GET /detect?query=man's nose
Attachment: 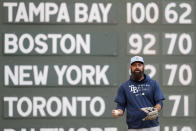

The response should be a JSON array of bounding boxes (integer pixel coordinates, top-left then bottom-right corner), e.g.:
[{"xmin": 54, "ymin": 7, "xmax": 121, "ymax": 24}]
[{"xmin": 135, "ymin": 65, "xmax": 140, "ymax": 68}]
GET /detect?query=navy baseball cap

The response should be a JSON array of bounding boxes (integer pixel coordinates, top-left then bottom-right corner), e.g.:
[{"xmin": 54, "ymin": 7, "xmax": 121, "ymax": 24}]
[{"xmin": 130, "ymin": 56, "xmax": 144, "ymax": 65}]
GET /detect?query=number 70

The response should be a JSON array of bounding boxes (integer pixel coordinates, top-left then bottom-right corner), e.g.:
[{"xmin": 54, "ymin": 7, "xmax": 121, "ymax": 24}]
[
  {"xmin": 165, "ymin": 33, "xmax": 192, "ymax": 55},
  {"xmin": 165, "ymin": 64, "xmax": 192, "ymax": 86}
]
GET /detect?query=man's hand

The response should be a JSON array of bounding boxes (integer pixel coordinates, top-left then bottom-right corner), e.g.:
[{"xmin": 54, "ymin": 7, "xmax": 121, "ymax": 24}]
[
  {"xmin": 155, "ymin": 104, "xmax": 162, "ymax": 112},
  {"xmin": 112, "ymin": 109, "xmax": 123, "ymax": 118}
]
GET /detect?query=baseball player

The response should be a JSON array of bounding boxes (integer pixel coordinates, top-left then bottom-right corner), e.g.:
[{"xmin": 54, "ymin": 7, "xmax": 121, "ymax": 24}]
[{"xmin": 112, "ymin": 56, "xmax": 165, "ymax": 131}]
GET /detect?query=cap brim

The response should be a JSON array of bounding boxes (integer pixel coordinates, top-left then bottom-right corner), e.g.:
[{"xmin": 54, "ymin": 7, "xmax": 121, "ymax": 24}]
[{"xmin": 131, "ymin": 61, "xmax": 144, "ymax": 65}]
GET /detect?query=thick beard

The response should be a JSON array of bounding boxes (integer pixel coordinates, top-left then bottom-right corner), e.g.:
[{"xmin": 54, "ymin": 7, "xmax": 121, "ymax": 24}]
[{"xmin": 131, "ymin": 70, "xmax": 144, "ymax": 81}]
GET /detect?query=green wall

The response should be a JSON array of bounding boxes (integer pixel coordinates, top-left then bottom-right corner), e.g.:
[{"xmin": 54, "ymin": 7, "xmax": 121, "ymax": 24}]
[{"xmin": 0, "ymin": 0, "xmax": 195, "ymax": 131}]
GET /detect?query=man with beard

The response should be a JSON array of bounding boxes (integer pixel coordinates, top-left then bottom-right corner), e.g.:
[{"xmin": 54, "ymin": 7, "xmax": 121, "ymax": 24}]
[{"xmin": 112, "ymin": 56, "xmax": 165, "ymax": 131}]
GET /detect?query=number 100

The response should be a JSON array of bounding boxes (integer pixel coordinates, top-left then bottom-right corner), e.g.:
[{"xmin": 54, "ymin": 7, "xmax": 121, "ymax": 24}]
[{"xmin": 127, "ymin": 2, "xmax": 159, "ymax": 24}]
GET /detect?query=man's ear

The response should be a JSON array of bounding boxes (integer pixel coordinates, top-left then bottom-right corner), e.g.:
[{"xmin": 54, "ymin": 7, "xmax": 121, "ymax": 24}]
[
  {"xmin": 129, "ymin": 65, "xmax": 132, "ymax": 75},
  {"xmin": 129, "ymin": 65, "xmax": 132, "ymax": 71}
]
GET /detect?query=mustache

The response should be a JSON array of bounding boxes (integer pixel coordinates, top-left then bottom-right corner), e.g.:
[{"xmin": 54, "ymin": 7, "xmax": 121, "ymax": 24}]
[{"xmin": 134, "ymin": 69, "xmax": 141, "ymax": 72}]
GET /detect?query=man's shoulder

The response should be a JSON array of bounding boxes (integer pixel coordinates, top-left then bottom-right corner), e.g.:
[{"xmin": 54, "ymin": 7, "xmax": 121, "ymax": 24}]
[
  {"xmin": 149, "ymin": 79, "xmax": 158, "ymax": 86},
  {"xmin": 149, "ymin": 79, "xmax": 157, "ymax": 83},
  {"xmin": 147, "ymin": 78, "xmax": 160, "ymax": 89},
  {"xmin": 145, "ymin": 74, "xmax": 157, "ymax": 82},
  {"xmin": 145, "ymin": 75, "xmax": 160, "ymax": 87}
]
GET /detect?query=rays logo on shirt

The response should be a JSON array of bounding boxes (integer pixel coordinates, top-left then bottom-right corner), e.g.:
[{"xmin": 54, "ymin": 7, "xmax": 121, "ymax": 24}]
[
  {"xmin": 129, "ymin": 85, "xmax": 139, "ymax": 93},
  {"xmin": 129, "ymin": 84, "xmax": 150, "ymax": 96}
]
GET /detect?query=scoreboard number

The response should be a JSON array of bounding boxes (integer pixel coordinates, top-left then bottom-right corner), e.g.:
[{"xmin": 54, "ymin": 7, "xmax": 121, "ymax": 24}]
[
  {"xmin": 164, "ymin": 2, "xmax": 192, "ymax": 24},
  {"xmin": 145, "ymin": 64, "xmax": 156, "ymax": 78},
  {"xmin": 128, "ymin": 33, "xmax": 157, "ymax": 55},
  {"xmin": 165, "ymin": 33, "xmax": 192, "ymax": 55},
  {"xmin": 169, "ymin": 95, "xmax": 189, "ymax": 116},
  {"xmin": 127, "ymin": 2, "xmax": 159, "ymax": 24},
  {"xmin": 164, "ymin": 126, "xmax": 193, "ymax": 131},
  {"xmin": 164, "ymin": 64, "xmax": 192, "ymax": 86},
  {"xmin": 163, "ymin": 94, "xmax": 195, "ymax": 117}
]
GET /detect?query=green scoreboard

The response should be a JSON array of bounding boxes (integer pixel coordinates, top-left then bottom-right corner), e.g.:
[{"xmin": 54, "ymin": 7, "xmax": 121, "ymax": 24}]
[{"xmin": 0, "ymin": 0, "xmax": 195, "ymax": 131}]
